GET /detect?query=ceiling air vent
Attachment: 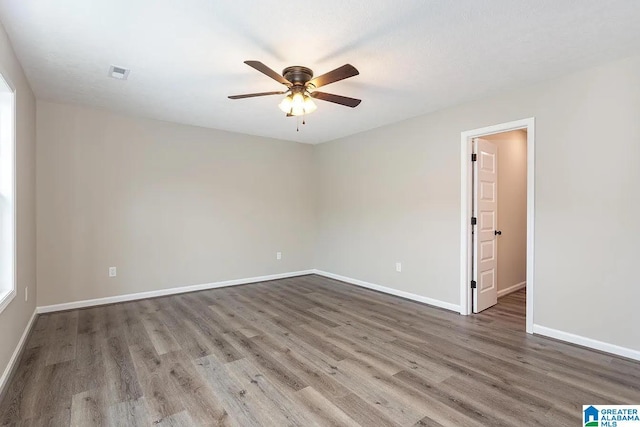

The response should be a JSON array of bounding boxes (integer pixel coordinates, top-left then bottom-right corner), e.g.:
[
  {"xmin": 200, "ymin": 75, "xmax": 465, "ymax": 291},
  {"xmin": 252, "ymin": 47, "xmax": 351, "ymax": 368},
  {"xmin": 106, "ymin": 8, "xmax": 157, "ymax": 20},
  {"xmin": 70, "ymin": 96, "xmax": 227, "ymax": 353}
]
[{"xmin": 108, "ymin": 65, "xmax": 130, "ymax": 80}]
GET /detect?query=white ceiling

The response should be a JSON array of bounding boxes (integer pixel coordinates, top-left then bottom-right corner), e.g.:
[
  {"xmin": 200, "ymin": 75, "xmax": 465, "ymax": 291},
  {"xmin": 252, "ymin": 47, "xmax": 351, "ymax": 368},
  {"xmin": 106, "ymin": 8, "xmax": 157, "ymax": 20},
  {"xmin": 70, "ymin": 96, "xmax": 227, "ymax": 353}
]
[{"xmin": 1, "ymin": 1, "xmax": 640, "ymax": 144}]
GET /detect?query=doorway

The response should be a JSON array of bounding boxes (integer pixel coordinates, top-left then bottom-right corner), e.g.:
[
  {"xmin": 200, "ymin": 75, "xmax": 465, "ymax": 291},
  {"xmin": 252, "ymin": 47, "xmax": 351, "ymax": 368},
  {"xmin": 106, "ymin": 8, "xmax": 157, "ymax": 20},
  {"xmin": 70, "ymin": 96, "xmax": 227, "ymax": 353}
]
[{"xmin": 459, "ymin": 118, "xmax": 535, "ymax": 333}]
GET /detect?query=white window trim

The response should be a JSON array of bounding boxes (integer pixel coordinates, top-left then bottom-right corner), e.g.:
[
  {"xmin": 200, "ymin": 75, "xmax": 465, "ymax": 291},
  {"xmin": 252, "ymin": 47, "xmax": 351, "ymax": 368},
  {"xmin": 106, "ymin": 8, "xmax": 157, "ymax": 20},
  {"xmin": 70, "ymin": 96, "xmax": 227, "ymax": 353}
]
[
  {"xmin": 0, "ymin": 70, "xmax": 16, "ymax": 315},
  {"xmin": 0, "ymin": 288, "xmax": 16, "ymax": 313}
]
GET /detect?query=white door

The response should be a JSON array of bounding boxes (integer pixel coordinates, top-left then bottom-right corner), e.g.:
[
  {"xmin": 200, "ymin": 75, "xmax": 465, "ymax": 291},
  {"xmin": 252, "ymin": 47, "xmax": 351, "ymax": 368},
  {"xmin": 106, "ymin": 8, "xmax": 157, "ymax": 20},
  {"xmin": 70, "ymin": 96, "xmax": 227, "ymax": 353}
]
[{"xmin": 473, "ymin": 138, "xmax": 498, "ymax": 313}]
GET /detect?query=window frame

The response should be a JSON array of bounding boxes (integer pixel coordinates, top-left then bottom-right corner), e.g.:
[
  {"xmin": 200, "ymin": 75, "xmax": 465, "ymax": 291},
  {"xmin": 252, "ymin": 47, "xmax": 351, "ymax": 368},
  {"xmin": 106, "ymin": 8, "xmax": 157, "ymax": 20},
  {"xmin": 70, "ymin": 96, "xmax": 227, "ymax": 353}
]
[{"xmin": 0, "ymin": 70, "xmax": 16, "ymax": 315}]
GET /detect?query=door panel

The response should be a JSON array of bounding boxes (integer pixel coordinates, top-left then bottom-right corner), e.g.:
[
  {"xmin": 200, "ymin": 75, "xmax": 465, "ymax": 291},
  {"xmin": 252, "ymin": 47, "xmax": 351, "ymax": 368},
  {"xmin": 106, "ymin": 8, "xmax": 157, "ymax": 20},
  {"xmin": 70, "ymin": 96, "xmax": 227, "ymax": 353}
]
[
  {"xmin": 480, "ymin": 241, "xmax": 494, "ymax": 261},
  {"xmin": 473, "ymin": 138, "xmax": 498, "ymax": 313}
]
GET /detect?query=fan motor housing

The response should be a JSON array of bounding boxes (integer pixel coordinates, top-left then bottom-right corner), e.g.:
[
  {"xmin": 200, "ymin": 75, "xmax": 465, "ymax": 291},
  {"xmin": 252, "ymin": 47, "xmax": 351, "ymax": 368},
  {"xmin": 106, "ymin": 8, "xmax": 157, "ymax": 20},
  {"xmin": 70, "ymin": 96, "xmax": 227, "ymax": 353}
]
[{"xmin": 283, "ymin": 66, "xmax": 313, "ymax": 86}]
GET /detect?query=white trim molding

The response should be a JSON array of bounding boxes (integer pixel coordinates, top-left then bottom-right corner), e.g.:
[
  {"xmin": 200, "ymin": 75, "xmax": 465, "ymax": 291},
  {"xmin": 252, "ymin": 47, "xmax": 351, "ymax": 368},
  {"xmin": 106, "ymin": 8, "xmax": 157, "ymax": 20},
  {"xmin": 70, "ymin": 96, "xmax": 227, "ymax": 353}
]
[
  {"xmin": 533, "ymin": 324, "xmax": 640, "ymax": 362},
  {"xmin": 0, "ymin": 308, "xmax": 37, "ymax": 399},
  {"xmin": 37, "ymin": 270, "xmax": 315, "ymax": 314},
  {"xmin": 313, "ymin": 270, "xmax": 460, "ymax": 313},
  {"xmin": 0, "ymin": 289, "xmax": 16, "ymax": 314},
  {"xmin": 460, "ymin": 117, "xmax": 535, "ymax": 334},
  {"xmin": 497, "ymin": 281, "xmax": 526, "ymax": 298},
  {"xmin": 0, "ymin": 72, "xmax": 17, "ymax": 316}
]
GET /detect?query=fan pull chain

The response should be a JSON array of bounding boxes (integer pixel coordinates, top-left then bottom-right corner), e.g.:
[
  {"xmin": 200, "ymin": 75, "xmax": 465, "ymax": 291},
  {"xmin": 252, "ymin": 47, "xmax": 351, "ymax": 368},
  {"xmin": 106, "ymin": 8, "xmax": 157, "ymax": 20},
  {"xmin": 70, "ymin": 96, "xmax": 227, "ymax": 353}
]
[{"xmin": 295, "ymin": 113, "xmax": 307, "ymax": 132}]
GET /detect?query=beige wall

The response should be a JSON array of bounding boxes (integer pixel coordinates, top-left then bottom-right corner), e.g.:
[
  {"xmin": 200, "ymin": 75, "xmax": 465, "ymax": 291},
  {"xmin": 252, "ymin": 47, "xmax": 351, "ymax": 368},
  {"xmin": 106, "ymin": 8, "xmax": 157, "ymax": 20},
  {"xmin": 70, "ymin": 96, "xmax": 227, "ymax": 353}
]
[
  {"xmin": 315, "ymin": 55, "xmax": 640, "ymax": 352},
  {"xmin": 484, "ymin": 130, "xmax": 527, "ymax": 294},
  {"xmin": 0, "ymin": 24, "xmax": 37, "ymax": 387},
  {"xmin": 36, "ymin": 101, "xmax": 315, "ymax": 306}
]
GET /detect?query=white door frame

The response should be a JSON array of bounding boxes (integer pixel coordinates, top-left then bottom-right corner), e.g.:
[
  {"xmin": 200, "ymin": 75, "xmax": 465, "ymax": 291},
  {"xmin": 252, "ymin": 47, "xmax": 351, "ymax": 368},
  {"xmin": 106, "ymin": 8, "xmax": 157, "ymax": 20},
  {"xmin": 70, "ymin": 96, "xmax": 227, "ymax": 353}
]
[{"xmin": 459, "ymin": 118, "xmax": 535, "ymax": 334}]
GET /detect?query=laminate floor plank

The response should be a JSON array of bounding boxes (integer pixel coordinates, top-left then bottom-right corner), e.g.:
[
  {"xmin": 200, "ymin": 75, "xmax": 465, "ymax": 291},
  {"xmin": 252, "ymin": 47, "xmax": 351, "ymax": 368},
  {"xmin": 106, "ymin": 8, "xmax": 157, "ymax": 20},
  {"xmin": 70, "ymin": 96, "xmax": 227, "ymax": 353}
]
[
  {"xmin": 152, "ymin": 410, "xmax": 197, "ymax": 427},
  {"xmin": 103, "ymin": 304, "xmax": 127, "ymax": 339},
  {"xmin": 328, "ymin": 358, "xmax": 426, "ymax": 426},
  {"xmin": 19, "ymin": 408, "xmax": 71, "ymax": 427},
  {"xmin": 30, "ymin": 359, "xmax": 76, "ymax": 420},
  {"xmin": 332, "ymin": 393, "xmax": 402, "ymax": 427},
  {"xmin": 74, "ymin": 330, "xmax": 107, "ymax": 394},
  {"xmin": 153, "ymin": 298, "xmax": 214, "ymax": 359},
  {"xmin": 251, "ymin": 334, "xmax": 352, "ymax": 399},
  {"xmin": 104, "ymin": 397, "xmax": 150, "ymax": 426},
  {"xmin": 24, "ymin": 314, "xmax": 55, "ymax": 350},
  {"xmin": 392, "ymin": 369, "xmax": 515, "ymax": 427},
  {"xmin": 207, "ymin": 298, "xmax": 264, "ymax": 335},
  {"xmin": 44, "ymin": 311, "xmax": 79, "ymax": 366},
  {"xmin": 70, "ymin": 387, "xmax": 108, "ymax": 427},
  {"xmin": 206, "ymin": 297, "xmax": 265, "ymax": 339},
  {"xmin": 300, "ymin": 322, "xmax": 405, "ymax": 376},
  {"xmin": 171, "ymin": 295, "xmax": 245, "ymax": 363},
  {"xmin": 268, "ymin": 293, "xmax": 341, "ymax": 327},
  {"xmin": 77, "ymin": 308, "xmax": 100, "ymax": 336},
  {"xmin": 138, "ymin": 308, "xmax": 181, "ymax": 356},
  {"xmin": 222, "ymin": 331, "xmax": 308, "ymax": 393},
  {"xmin": 249, "ymin": 319, "xmax": 345, "ymax": 378},
  {"xmin": 224, "ymin": 357, "xmax": 318, "ymax": 427},
  {"xmin": 347, "ymin": 356, "xmax": 501, "ymax": 427},
  {"xmin": 128, "ymin": 345, "xmax": 185, "ymax": 423},
  {"xmin": 101, "ymin": 335, "xmax": 143, "ymax": 404},
  {"xmin": 441, "ymin": 373, "xmax": 552, "ymax": 427},
  {"xmin": 231, "ymin": 291, "xmax": 283, "ymax": 319},
  {"xmin": 162, "ymin": 352, "xmax": 230, "ymax": 426},
  {"xmin": 194, "ymin": 355, "xmax": 262, "ymax": 427},
  {"xmin": 308, "ymin": 305, "xmax": 400, "ymax": 344},
  {"xmin": 271, "ymin": 321, "xmax": 351, "ymax": 362},
  {"xmin": 293, "ymin": 386, "xmax": 359, "ymax": 427},
  {"xmin": 2, "ymin": 276, "xmax": 639, "ymax": 427},
  {"xmin": 331, "ymin": 324, "xmax": 454, "ymax": 382},
  {"xmin": 0, "ymin": 346, "xmax": 46, "ymax": 425}
]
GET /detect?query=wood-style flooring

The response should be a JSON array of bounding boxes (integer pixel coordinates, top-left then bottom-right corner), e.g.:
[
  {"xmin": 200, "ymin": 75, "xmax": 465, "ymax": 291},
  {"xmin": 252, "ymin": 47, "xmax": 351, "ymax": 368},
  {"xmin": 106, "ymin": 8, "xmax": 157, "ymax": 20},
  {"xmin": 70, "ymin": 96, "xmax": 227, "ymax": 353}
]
[{"xmin": 1, "ymin": 275, "xmax": 638, "ymax": 426}]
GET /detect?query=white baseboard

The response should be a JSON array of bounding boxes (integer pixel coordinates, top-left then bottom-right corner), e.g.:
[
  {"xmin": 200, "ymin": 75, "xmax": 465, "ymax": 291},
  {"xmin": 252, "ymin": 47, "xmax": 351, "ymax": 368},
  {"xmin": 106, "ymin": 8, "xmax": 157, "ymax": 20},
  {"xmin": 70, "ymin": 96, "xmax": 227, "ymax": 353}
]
[
  {"xmin": 0, "ymin": 308, "xmax": 37, "ymax": 399},
  {"xmin": 498, "ymin": 281, "xmax": 526, "ymax": 298},
  {"xmin": 313, "ymin": 270, "xmax": 460, "ymax": 312},
  {"xmin": 533, "ymin": 324, "xmax": 640, "ymax": 362},
  {"xmin": 37, "ymin": 270, "xmax": 315, "ymax": 314}
]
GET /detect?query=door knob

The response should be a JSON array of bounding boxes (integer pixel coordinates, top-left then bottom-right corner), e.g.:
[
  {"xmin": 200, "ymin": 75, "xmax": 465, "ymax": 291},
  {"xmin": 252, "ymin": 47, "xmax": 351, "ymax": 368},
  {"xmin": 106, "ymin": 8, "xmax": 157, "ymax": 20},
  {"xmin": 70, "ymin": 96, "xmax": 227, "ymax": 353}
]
[{"xmin": 494, "ymin": 230, "xmax": 502, "ymax": 236}]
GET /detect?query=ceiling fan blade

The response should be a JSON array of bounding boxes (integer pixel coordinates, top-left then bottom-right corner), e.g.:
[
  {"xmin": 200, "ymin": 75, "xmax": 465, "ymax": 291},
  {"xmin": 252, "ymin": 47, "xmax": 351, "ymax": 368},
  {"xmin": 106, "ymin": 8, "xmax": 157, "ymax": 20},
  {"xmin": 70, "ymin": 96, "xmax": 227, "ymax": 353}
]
[
  {"xmin": 244, "ymin": 61, "xmax": 292, "ymax": 86},
  {"xmin": 310, "ymin": 91, "xmax": 361, "ymax": 108},
  {"xmin": 228, "ymin": 91, "xmax": 287, "ymax": 99},
  {"xmin": 308, "ymin": 64, "xmax": 359, "ymax": 89}
]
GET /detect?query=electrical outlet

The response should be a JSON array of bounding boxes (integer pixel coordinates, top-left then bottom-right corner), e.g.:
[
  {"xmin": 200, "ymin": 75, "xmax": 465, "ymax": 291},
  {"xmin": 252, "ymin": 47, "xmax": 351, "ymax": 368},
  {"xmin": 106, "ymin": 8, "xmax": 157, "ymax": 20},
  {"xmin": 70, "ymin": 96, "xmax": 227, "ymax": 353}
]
[
  {"xmin": 25, "ymin": 286, "xmax": 28, "ymax": 302},
  {"xmin": 109, "ymin": 267, "xmax": 117, "ymax": 277},
  {"xmin": 276, "ymin": 252, "xmax": 282, "ymax": 260},
  {"xmin": 395, "ymin": 262, "xmax": 402, "ymax": 272}
]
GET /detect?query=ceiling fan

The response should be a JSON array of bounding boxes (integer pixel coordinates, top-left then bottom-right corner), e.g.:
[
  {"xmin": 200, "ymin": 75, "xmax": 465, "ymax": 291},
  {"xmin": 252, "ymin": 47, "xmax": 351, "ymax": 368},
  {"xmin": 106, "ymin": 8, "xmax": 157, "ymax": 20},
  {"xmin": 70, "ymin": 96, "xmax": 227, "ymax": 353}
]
[{"xmin": 228, "ymin": 61, "xmax": 361, "ymax": 118}]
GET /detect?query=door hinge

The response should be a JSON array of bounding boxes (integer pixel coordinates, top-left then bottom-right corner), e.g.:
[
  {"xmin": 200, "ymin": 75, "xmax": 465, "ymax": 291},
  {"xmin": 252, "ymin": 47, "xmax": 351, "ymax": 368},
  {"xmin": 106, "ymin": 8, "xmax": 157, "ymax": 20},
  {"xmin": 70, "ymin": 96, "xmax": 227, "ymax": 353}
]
[
  {"xmin": 471, "ymin": 280, "xmax": 477, "ymax": 289},
  {"xmin": 471, "ymin": 217, "xmax": 477, "ymax": 225},
  {"xmin": 471, "ymin": 153, "xmax": 477, "ymax": 162}
]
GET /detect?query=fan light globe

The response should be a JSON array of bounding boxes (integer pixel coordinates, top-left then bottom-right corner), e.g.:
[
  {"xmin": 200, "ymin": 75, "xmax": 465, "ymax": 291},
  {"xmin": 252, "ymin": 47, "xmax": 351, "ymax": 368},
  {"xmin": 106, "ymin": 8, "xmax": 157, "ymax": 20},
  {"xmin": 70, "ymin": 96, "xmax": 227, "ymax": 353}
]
[
  {"xmin": 303, "ymin": 96, "xmax": 317, "ymax": 114},
  {"xmin": 290, "ymin": 92, "xmax": 305, "ymax": 115},
  {"xmin": 278, "ymin": 94, "xmax": 293, "ymax": 113},
  {"xmin": 279, "ymin": 92, "xmax": 317, "ymax": 116}
]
